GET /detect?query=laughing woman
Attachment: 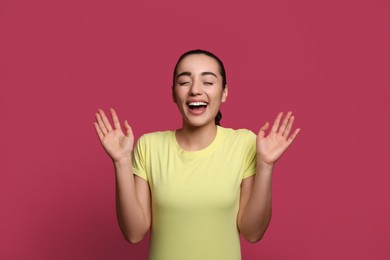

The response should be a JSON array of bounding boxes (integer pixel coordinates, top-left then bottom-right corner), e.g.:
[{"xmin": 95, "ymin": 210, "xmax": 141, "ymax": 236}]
[{"xmin": 93, "ymin": 49, "xmax": 301, "ymax": 260}]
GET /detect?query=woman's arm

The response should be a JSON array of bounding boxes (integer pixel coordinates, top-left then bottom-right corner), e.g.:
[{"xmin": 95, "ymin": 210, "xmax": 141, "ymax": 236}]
[
  {"xmin": 237, "ymin": 111, "xmax": 300, "ymax": 242},
  {"xmin": 93, "ymin": 108, "xmax": 151, "ymax": 244},
  {"xmin": 114, "ymin": 159, "xmax": 151, "ymax": 244},
  {"xmin": 237, "ymin": 162, "xmax": 273, "ymax": 243}
]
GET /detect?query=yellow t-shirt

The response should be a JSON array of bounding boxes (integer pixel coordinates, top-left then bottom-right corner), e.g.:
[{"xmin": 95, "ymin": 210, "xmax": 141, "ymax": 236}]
[{"xmin": 132, "ymin": 126, "xmax": 257, "ymax": 260}]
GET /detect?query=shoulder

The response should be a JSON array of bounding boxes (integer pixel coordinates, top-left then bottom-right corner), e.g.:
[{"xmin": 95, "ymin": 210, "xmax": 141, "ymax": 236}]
[
  {"xmin": 217, "ymin": 127, "xmax": 257, "ymax": 166},
  {"xmin": 136, "ymin": 130, "xmax": 174, "ymax": 147},
  {"xmin": 218, "ymin": 126, "xmax": 256, "ymax": 141},
  {"xmin": 140, "ymin": 130, "xmax": 173, "ymax": 140}
]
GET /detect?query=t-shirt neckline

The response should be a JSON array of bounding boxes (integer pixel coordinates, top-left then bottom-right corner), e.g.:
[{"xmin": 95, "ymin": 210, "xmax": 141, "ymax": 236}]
[{"xmin": 172, "ymin": 126, "xmax": 223, "ymax": 159}]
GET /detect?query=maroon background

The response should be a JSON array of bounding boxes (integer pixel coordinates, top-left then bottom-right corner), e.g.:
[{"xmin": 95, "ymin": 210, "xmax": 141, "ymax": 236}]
[{"xmin": 1, "ymin": 0, "xmax": 389, "ymax": 259}]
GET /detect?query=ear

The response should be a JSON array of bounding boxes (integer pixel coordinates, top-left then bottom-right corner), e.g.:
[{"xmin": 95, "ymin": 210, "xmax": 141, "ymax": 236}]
[
  {"xmin": 172, "ymin": 86, "xmax": 177, "ymax": 103},
  {"xmin": 221, "ymin": 85, "xmax": 228, "ymax": 103}
]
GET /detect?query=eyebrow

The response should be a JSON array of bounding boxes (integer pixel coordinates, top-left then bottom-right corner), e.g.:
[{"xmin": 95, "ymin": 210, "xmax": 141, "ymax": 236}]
[{"xmin": 176, "ymin": 71, "xmax": 218, "ymax": 79}]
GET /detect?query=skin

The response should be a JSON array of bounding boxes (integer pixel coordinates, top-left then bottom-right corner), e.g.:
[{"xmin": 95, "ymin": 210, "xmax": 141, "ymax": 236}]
[
  {"xmin": 93, "ymin": 54, "xmax": 301, "ymax": 244},
  {"xmin": 237, "ymin": 111, "xmax": 300, "ymax": 242},
  {"xmin": 172, "ymin": 54, "xmax": 228, "ymax": 151},
  {"xmin": 94, "ymin": 108, "xmax": 150, "ymax": 243}
]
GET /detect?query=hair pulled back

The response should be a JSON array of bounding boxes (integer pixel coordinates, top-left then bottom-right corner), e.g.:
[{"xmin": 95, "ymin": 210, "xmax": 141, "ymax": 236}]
[{"xmin": 172, "ymin": 49, "xmax": 227, "ymax": 126}]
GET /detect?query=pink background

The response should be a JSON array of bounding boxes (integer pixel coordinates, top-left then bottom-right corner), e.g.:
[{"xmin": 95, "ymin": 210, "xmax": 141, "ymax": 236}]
[{"xmin": 1, "ymin": 0, "xmax": 389, "ymax": 259}]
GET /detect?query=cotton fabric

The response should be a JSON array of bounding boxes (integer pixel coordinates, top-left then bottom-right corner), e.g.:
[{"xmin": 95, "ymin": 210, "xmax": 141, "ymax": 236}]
[{"xmin": 132, "ymin": 126, "xmax": 257, "ymax": 260}]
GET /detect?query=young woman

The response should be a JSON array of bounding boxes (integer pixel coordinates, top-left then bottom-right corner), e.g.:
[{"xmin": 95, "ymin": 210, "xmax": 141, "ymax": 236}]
[{"xmin": 93, "ymin": 49, "xmax": 301, "ymax": 260}]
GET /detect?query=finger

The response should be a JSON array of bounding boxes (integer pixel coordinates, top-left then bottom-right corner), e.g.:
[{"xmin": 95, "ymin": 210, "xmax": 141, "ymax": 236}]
[
  {"xmin": 287, "ymin": 128, "xmax": 301, "ymax": 144},
  {"xmin": 282, "ymin": 115, "xmax": 294, "ymax": 137},
  {"xmin": 278, "ymin": 111, "xmax": 292, "ymax": 135},
  {"xmin": 110, "ymin": 108, "xmax": 121, "ymax": 130},
  {"xmin": 95, "ymin": 112, "xmax": 108, "ymax": 135},
  {"xmin": 93, "ymin": 122, "xmax": 104, "ymax": 141},
  {"xmin": 124, "ymin": 120, "xmax": 134, "ymax": 138},
  {"xmin": 271, "ymin": 112, "xmax": 283, "ymax": 133},
  {"xmin": 98, "ymin": 109, "xmax": 113, "ymax": 132},
  {"xmin": 258, "ymin": 122, "xmax": 269, "ymax": 139}
]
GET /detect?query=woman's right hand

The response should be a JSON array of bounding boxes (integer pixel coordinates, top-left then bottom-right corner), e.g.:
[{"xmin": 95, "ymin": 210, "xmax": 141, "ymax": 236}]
[{"xmin": 93, "ymin": 108, "xmax": 134, "ymax": 163}]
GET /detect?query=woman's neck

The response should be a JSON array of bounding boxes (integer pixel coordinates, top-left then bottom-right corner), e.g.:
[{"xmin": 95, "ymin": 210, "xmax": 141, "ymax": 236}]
[{"xmin": 175, "ymin": 123, "xmax": 218, "ymax": 151}]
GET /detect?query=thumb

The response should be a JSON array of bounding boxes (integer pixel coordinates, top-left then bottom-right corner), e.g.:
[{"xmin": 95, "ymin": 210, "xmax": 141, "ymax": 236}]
[
  {"xmin": 124, "ymin": 120, "xmax": 133, "ymax": 137},
  {"xmin": 258, "ymin": 122, "xmax": 269, "ymax": 139}
]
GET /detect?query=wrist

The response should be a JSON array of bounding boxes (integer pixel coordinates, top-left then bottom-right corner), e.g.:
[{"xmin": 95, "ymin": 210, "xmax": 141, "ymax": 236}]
[
  {"xmin": 256, "ymin": 158, "xmax": 275, "ymax": 170},
  {"xmin": 113, "ymin": 157, "xmax": 132, "ymax": 168}
]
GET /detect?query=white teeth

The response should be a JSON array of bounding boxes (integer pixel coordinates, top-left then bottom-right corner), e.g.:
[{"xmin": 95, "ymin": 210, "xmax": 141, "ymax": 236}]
[{"xmin": 188, "ymin": 102, "xmax": 207, "ymax": 106}]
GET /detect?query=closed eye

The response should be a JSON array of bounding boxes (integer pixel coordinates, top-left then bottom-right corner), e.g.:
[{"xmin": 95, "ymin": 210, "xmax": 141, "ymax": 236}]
[
  {"xmin": 179, "ymin": 82, "xmax": 190, "ymax": 86},
  {"xmin": 204, "ymin": 82, "xmax": 213, "ymax": 85}
]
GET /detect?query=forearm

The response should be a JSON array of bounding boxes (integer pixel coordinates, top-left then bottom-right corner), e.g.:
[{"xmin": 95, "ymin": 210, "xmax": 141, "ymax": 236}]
[
  {"xmin": 239, "ymin": 160, "xmax": 274, "ymax": 242},
  {"xmin": 114, "ymin": 159, "xmax": 148, "ymax": 243}
]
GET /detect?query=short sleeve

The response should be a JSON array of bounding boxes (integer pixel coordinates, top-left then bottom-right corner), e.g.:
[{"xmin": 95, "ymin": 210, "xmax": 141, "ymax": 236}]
[
  {"xmin": 242, "ymin": 130, "xmax": 257, "ymax": 179},
  {"xmin": 132, "ymin": 135, "xmax": 148, "ymax": 181}
]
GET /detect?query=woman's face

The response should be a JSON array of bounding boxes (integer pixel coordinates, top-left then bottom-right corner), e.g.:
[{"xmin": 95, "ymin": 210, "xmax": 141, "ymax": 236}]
[{"xmin": 173, "ymin": 54, "xmax": 228, "ymax": 128}]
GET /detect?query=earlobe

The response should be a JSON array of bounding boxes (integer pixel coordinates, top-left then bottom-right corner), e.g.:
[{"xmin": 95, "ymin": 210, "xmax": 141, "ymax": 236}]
[{"xmin": 221, "ymin": 85, "xmax": 228, "ymax": 103}]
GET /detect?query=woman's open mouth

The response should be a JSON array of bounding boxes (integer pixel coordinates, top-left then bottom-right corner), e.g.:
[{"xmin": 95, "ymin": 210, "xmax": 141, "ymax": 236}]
[{"xmin": 187, "ymin": 101, "xmax": 208, "ymax": 114}]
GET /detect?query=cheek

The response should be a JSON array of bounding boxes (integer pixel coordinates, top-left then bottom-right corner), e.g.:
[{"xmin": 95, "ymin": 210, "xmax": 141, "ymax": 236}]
[
  {"xmin": 172, "ymin": 89, "xmax": 187, "ymax": 107},
  {"xmin": 173, "ymin": 87, "xmax": 187, "ymax": 100},
  {"xmin": 172, "ymin": 87, "xmax": 181, "ymax": 101},
  {"xmin": 210, "ymin": 88, "xmax": 224, "ymax": 100}
]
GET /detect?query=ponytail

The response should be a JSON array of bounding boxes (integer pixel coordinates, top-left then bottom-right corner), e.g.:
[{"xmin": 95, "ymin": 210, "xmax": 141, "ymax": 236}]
[{"xmin": 215, "ymin": 110, "xmax": 222, "ymax": 126}]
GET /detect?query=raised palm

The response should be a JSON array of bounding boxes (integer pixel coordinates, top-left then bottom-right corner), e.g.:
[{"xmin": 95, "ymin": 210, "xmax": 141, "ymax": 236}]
[
  {"xmin": 257, "ymin": 111, "xmax": 301, "ymax": 166},
  {"xmin": 93, "ymin": 108, "xmax": 134, "ymax": 163}
]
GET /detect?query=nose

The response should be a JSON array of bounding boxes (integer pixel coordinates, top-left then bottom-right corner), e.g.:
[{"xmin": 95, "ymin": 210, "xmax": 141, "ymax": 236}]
[{"xmin": 189, "ymin": 79, "xmax": 203, "ymax": 96}]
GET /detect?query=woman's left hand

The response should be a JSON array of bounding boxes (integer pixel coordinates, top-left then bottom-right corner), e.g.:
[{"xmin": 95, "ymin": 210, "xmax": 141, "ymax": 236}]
[{"xmin": 256, "ymin": 111, "xmax": 301, "ymax": 166}]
